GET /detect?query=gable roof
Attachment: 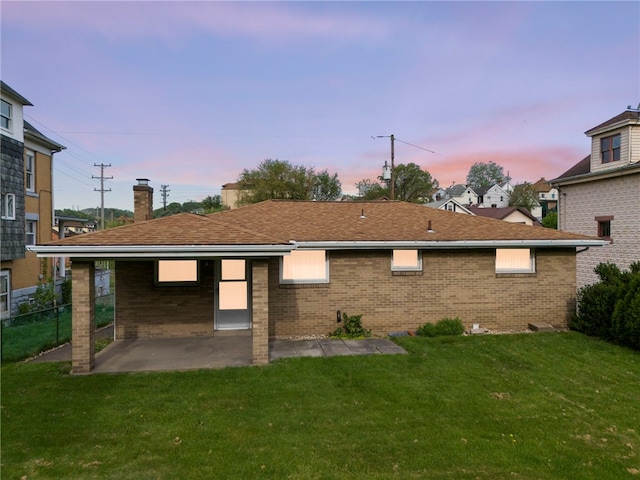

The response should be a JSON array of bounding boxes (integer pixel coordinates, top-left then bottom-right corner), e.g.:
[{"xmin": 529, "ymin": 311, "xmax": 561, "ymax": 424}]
[
  {"xmin": 531, "ymin": 178, "xmax": 552, "ymax": 193},
  {"xmin": 468, "ymin": 206, "xmax": 541, "ymax": 226},
  {"xmin": 0, "ymin": 81, "xmax": 33, "ymax": 106},
  {"xmin": 24, "ymin": 120, "xmax": 66, "ymax": 152},
  {"xmin": 423, "ymin": 198, "xmax": 474, "ymax": 215},
  {"xmin": 30, "ymin": 200, "xmax": 605, "ymax": 258}
]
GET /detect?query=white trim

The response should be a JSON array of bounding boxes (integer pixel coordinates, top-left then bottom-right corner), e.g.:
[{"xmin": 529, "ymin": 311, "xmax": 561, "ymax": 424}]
[
  {"xmin": 0, "ymin": 270, "xmax": 10, "ymax": 318},
  {"xmin": 27, "ymin": 244, "xmax": 296, "ymax": 258},
  {"xmin": 293, "ymin": 239, "xmax": 607, "ymax": 249}
]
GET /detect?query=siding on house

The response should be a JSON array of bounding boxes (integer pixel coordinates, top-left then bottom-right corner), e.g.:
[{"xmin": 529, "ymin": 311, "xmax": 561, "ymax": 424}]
[
  {"xmin": 0, "ymin": 135, "xmax": 26, "ymax": 262},
  {"xmin": 558, "ymin": 173, "xmax": 640, "ymax": 289}
]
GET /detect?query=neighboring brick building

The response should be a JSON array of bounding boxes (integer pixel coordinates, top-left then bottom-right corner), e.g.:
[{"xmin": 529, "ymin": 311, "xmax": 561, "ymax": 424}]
[
  {"xmin": 551, "ymin": 107, "xmax": 640, "ymax": 289},
  {"xmin": 32, "ymin": 194, "xmax": 605, "ymax": 373},
  {"xmin": 1, "ymin": 81, "xmax": 64, "ymax": 317}
]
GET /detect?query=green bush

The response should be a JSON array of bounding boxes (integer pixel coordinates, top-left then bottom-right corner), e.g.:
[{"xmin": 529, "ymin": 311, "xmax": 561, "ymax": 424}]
[
  {"xmin": 418, "ymin": 317, "xmax": 465, "ymax": 337},
  {"xmin": 572, "ymin": 262, "xmax": 640, "ymax": 349},
  {"xmin": 330, "ymin": 312, "xmax": 371, "ymax": 338},
  {"xmin": 436, "ymin": 317, "xmax": 466, "ymax": 336},
  {"xmin": 611, "ymin": 275, "xmax": 640, "ymax": 349},
  {"xmin": 571, "ymin": 282, "xmax": 619, "ymax": 339},
  {"xmin": 417, "ymin": 322, "xmax": 438, "ymax": 337}
]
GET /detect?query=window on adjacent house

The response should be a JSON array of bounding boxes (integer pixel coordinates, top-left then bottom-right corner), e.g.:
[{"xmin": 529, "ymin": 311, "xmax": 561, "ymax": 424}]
[
  {"xmin": 596, "ymin": 216, "xmax": 613, "ymax": 240},
  {"xmin": 25, "ymin": 151, "xmax": 35, "ymax": 192},
  {"xmin": 392, "ymin": 250, "xmax": 422, "ymax": 271},
  {"xmin": 1, "ymin": 100, "xmax": 11, "ymax": 130},
  {"xmin": 1, "ymin": 193, "xmax": 15, "ymax": 220},
  {"xmin": 601, "ymin": 134, "xmax": 621, "ymax": 163},
  {"xmin": 156, "ymin": 259, "xmax": 199, "ymax": 284},
  {"xmin": 26, "ymin": 220, "xmax": 36, "ymax": 246},
  {"xmin": 0, "ymin": 270, "xmax": 10, "ymax": 317},
  {"xmin": 496, "ymin": 249, "xmax": 535, "ymax": 273},
  {"xmin": 281, "ymin": 250, "xmax": 328, "ymax": 284}
]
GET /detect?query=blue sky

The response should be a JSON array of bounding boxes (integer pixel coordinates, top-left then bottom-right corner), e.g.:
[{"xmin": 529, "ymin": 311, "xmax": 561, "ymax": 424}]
[{"xmin": 3, "ymin": 1, "xmax": 639, "ymax": 211}]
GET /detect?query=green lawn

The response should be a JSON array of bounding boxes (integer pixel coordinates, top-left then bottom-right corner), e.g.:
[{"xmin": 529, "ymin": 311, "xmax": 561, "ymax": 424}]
[{"xmin": 1, "ymin": 332, "xmax": 639, "ymax": 479}]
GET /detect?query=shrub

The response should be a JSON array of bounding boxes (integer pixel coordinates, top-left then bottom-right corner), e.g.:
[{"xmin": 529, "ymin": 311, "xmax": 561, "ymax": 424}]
[
  {"xmin": 572, "ymin": 262, "xmax": 640, "ymax": 349},
  {"xmin": 571, "ymin": 282, "xmax": 619, "ymax": 339},
  {"xmin": 417, "ymin": 322, "xmax": 438, "ymax": 337},
  {"xmin": 418, "ymin": 317, "xmax": 465, "ymax": 337},
  {"xmin": 330, "ymin": 312, "xmax": 371, "ymax": 338},
  {"xmin": 611, "ymin": 275, "xmax": 640, "ymax": 349},
  {"xmin": 435, "ymin": 317, "xmax": 465, "ymax": 336}
]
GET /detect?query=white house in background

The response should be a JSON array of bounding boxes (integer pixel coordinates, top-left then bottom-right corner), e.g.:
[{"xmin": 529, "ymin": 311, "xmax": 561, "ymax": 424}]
[
  {"xmin": 424, "ymin": 198, "xmax": 474, "ymax": 214},
  {"xmin": 446, "ymin": 184, "xmax": 478, "ymax": 206},
  {"xmin": 550, "ymin": 106, "xmax": 640, "ymax": 289},
  {"xmin": 532, "ymin": 178, "xmax": 558, "ymax": 217},
  {"xmin": 475, "ymin": 184, "xmax": 510, "ymax": 208}
]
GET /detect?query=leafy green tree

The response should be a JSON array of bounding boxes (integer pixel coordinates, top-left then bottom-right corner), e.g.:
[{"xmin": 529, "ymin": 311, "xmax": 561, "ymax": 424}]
[
  {"xmin": 509, "ymin": 183, "xmax": 538, "ymax": 211},
  {"xmin": 311, "ymin": 170, "xmax": 342, "ymax": 201},
  {"xmin": 202, "ymin": 195, "xmax": 223, "ymax": 212},
  {"xmin": 466, "ymin": 161, "xmax": 510, "ymax": 189},
  {"xmin": 237, "ymin": 159, "xmax": 341, "ymax": 204},
  {"xmin": 393, "ymin": 163, "xmax": 438, "ymax": 203},
  {"xmin": 355, "ymin": 163, "xmax": 438, "ymax": 203},
  {"xmin": 355, "ymin": 179, "xmax": 388, "ymax": 199},
  {"xmin": 541, "ymin": 211, "xmax": 557, "ymax": 229}
]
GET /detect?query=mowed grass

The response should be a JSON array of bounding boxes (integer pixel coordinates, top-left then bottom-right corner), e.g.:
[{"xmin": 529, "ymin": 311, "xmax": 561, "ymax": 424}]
[{"xmin": 1, "ymin": 332, "xmax": 639, "ymax": 479}]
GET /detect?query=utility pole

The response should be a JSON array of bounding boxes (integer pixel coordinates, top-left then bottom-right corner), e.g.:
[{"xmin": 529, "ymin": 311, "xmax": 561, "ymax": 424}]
[
  {"xmin": 376, "ymin": 134, "xmax": 395, "ymax": 200},
  {"xmin": 160, "ymin": 184, "xmax": 170, "ymax": 211},
  {"xmin": 93, "ymin": 163, "xmax": 112, "ymax": 230}
]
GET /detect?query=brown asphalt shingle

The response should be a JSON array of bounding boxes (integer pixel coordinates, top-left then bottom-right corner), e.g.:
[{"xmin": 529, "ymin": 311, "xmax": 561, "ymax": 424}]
[{"xmin": 43, "ymin": 200, "xmax": 599, "ymax": 247}]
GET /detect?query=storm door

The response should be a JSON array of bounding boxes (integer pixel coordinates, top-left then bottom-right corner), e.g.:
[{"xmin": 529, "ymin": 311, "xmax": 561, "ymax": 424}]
[{"xmin": 214, "ymin": 259, "xmax": 251, "ymax": 330}]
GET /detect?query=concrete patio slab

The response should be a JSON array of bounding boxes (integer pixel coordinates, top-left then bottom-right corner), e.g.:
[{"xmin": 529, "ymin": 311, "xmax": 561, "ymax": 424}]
[{"xmin": 28, "ymin": 324, "xmax": 407, "ymax": 373}]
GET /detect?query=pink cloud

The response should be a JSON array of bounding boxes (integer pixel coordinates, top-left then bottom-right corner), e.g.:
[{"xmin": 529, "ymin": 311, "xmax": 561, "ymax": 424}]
[{"xmin": 4, "ymin": 2, "xmax": 390, "ymax": 43}]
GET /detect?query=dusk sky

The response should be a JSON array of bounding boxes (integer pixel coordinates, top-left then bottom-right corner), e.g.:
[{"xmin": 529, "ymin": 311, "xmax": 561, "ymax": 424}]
[{"xmin": 3, "ymin": 1, "xmax": 639, "ymax": 211}]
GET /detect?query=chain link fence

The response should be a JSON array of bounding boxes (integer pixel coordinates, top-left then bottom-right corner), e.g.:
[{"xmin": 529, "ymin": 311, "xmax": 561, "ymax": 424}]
[{"xmin": 0, "ymin": 294, "xmax": 114, "ymax": 363}]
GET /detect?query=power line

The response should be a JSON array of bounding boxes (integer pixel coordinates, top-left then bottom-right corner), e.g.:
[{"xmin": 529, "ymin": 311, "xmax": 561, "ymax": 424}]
[{"xmin": 394, "ymin": 138, "xmax": 440, "ymax": 156}]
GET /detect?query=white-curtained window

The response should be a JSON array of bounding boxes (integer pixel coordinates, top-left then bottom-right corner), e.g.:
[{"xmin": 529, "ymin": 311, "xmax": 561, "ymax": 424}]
[
  {"xmin": 391, "ymin": 250, "xmax": 422, "ymax": 271},
  {"xmin": 495, "ymin": 249, "xmax": 535, "ymax": 273},
  {"xmin": 281, "ymin": 250, "xmax": 328, "ymax": 283},
  {"xmin": 157, "ymin": 260, "xmax": 199, "ymax": 284}
]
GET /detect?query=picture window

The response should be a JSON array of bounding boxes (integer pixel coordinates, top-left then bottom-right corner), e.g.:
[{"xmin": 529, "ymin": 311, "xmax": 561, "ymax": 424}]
[
  {"xmin": 281, "ymin": 250, "xmax": 328, "ymax": 284},
  {"xmin": 496, "ymin": 249, "xmax": 535, "ymax": 273}
]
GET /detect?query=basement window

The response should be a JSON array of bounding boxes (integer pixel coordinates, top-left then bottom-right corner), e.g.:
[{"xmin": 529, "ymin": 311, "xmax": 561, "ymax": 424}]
[
  {"xmin": 280, "ymin": 250, "xmax": 328, "ymax": 284},
  {"xmin": 495, "ymin": 249, "xmax": 535, "ymax": 274},
  {"xmin": 156, "ymin": 260, "xmax": 199, "ymax": 285},
  {"xmin": 391, "ymin": 250, "xmax": 422, "ymax": 271}
]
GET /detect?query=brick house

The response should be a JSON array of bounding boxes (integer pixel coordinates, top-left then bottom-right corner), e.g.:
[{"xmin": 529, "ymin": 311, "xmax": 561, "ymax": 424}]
[
  {"xmin": 550, "ymin": 107, "xmax": 640, "ymax": 289},
  {"xmin": 30, "ymin": 181, "xmax": 606, "ymax": 373},
  {"xmin": 1, "ymin": 81, "xmax": 65, "ymax": 317}
]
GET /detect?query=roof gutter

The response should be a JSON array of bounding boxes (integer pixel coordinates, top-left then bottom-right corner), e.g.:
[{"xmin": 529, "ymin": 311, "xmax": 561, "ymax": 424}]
[
  {"xmin": 27, "ymin": 244, "xmax": 297, "ymax": 258},
  {"xmin": 292, "ymin": 239, "xmax": 608, "ymax": 249}
]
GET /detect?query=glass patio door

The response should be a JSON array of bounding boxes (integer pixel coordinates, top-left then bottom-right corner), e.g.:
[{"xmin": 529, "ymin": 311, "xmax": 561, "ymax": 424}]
[{"xmin": 214, "ymin": 259, "xmax": 250, "ymax": 330}]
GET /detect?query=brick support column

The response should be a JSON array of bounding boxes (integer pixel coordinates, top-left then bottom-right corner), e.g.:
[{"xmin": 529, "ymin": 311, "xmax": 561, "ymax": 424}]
[
  {"xmin": 252, "ymin": 259, "xmax": 269, "ymax": 364},
  {"xmin": 72, "ymin": 261, "xmax": 96, "ymax": 374}
]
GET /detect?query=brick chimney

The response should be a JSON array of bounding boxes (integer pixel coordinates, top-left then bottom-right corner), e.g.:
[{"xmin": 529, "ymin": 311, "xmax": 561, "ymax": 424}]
[{"xmin": 133, "ymin": 178, "xmax": 153, "ymax": 222}]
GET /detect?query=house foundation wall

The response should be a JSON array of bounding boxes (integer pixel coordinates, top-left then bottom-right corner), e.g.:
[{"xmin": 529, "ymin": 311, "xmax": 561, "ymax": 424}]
[
  {"xmin": 115, "ymin": 260, "xmax": 215, "ymax": 339},
  {"xmin": 268, "ymin": 249, "xmax": 577, "ymax": 337}
]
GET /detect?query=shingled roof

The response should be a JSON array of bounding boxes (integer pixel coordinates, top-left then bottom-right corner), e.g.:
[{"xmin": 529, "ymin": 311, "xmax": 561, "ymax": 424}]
[{"xmin": 31, "ymin": 200, "xmax": 604, "ymax": 258}]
